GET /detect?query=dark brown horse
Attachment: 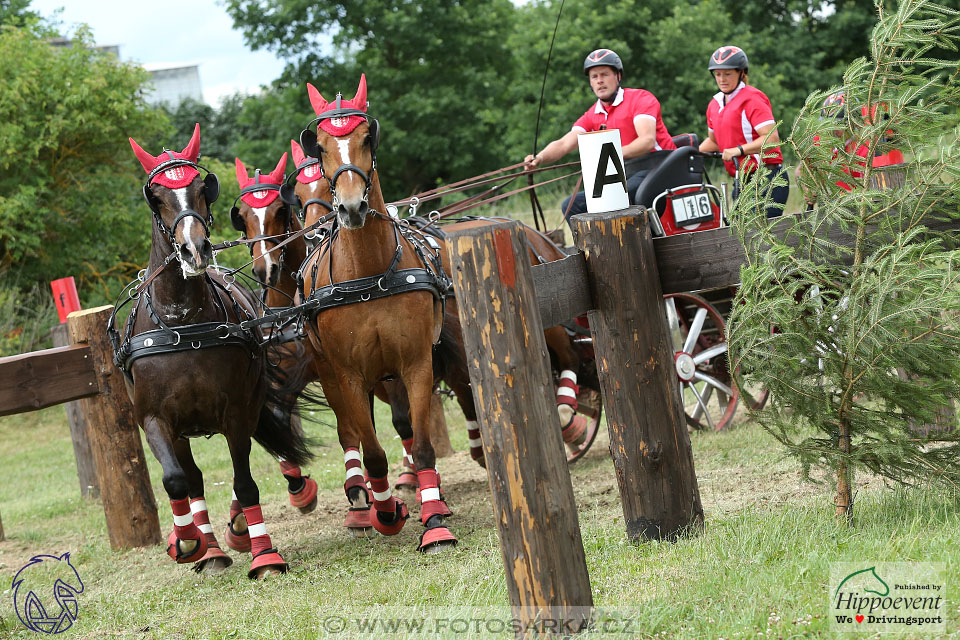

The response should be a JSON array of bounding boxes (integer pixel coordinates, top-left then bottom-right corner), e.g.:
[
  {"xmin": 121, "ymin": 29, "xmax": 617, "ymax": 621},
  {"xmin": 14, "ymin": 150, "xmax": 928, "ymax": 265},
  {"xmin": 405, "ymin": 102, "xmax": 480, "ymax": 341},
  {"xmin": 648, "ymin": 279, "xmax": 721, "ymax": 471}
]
[
  {"xmin": 228, "ymin": 152, "xmax": 320, "ymax": 514},
  {"xmin": 119, "ymin": 125, "xmax": 313, "ymax": 578}
]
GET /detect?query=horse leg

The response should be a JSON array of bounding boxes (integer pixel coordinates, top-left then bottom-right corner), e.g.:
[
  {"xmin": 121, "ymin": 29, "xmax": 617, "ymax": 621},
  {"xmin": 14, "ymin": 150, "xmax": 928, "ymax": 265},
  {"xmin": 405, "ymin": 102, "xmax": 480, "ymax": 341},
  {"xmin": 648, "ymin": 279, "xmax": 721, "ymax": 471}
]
[
  {"xmin": 141, "ymin": 416, "xmax": 208, "ymax": 564},
  {"xmin": 375, "ymin": 380, "xmax": 419, "ymax": 492},
  {"xmin": 275, "ymin": 408, "xmax": 317, "ymax": 514},
  {"xmin": 405, "ymin": 367, "xmax": 457, "ymax": 553},
  {"xmin": 442, "ymin": 365, "xmax": 485, "ymax": 468},
  {"xmin": 226, "ymin": 434, "xmax": 287, "ymax": 580},
  {"xmin": 545, "ymin": 326, "xmax": 588, "ymax": 447},
  {"xmin": 172, "ymin": 439, "xmax": 233, "ymax": 573}
]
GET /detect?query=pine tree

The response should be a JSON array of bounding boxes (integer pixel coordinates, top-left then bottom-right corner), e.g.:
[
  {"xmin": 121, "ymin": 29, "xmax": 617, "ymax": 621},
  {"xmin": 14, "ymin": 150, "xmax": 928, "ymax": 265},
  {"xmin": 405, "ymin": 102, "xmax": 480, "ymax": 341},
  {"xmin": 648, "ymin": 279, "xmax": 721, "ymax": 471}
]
[{"xmin": 728, "ymin": 0, "xmax": 960, "ymax": 524}]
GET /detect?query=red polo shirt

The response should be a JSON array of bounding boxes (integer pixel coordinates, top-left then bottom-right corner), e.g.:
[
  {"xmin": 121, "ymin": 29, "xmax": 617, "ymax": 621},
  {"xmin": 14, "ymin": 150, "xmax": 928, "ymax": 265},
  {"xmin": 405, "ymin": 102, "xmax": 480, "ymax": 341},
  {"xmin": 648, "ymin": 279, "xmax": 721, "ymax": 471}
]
[
  {"xmin": 706, "ymin": 83, "xmax": 783, "ymax": 176},
  {"xmin": 573, "ymin": 88, "xmax": 676, "ymax": 152}
]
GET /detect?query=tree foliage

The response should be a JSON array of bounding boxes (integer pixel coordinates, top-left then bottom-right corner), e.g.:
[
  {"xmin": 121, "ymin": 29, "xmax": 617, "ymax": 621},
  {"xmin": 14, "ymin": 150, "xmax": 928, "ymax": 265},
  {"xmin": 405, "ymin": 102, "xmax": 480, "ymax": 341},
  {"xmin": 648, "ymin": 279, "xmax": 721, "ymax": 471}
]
[
  {"xmin": 0, "ymin": 22, "xmax": 169, "ymax": 297},
  {"xmin": 728, "ymin": 0, "xmax": 960, "ymax": 522}
]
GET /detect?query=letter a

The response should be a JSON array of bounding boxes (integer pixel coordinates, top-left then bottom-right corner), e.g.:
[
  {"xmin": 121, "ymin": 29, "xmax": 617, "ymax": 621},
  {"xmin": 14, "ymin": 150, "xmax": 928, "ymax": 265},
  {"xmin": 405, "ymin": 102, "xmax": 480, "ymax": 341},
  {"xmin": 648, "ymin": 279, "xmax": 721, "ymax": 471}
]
[{"xmin": 592, "ymin": 142, "xmax": 628, "ymax": 198}]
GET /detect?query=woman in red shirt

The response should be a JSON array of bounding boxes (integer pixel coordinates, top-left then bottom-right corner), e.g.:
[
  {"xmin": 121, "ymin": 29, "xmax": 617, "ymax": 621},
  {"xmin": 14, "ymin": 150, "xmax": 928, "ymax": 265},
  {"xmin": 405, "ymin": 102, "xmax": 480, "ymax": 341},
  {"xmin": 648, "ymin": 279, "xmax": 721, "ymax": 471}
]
[{"xmin": 698, "ymin": 46, "xmax": 789, "ymax": 218}]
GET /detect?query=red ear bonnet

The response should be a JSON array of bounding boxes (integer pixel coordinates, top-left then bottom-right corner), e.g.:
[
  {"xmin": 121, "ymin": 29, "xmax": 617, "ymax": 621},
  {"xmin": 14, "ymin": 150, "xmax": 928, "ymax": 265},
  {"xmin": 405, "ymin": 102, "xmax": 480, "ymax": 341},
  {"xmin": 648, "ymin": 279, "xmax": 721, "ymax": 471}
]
[
  {"xmin": 128, "ymin": 123, "xmax": 202, "ymax": 189},
  {"xmin": 291, "ymin": 139, "xmax": 322, "ymax": 184},
  {"xmin": 234, "ymin": 153, "xmax": 287, "ymax": 207},
  {"xmin": 307, "ymin": 74, "xmax": 369, "ymax": 137}
]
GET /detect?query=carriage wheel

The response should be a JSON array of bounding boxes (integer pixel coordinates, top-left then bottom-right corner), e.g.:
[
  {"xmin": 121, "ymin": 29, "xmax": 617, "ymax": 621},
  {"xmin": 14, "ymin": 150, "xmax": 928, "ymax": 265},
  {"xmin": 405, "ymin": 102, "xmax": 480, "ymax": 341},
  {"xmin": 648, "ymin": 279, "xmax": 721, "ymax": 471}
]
[
  {"xmin": 664, "ymin": 293, "xmax": 740, "ymax": 431},
  {"xmin": 566, "ymin": 387, "xmax": 602, "ymax": 464}
]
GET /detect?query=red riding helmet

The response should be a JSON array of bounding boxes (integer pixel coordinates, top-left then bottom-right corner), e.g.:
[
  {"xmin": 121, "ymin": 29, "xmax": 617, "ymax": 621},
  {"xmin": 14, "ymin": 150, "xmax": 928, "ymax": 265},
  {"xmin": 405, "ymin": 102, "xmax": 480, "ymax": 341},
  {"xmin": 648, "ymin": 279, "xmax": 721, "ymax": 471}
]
[
  {"xmin": 708, "ymin": 46, "xmax": 749, "ymax": 72},
  {"xmin": 584, "ymin": 48, "xmax": 623, "ymax": 76}
]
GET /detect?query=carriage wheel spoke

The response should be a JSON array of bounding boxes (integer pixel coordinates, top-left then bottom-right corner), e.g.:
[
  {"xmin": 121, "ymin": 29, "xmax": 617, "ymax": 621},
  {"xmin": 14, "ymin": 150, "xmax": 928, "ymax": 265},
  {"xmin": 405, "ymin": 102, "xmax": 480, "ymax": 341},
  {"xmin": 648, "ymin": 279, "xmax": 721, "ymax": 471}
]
[
  {"xmin": 693, "ymin": 371, "xmax": 734, "ymax": 398},
  {"xmin": 688, "ymin": 382, "xmax": 716, "ymax": 430},
  {"xmin": 664, "ymin": 298, "xmax": 684, "ymax": 352},
  {"xmin": 691, "ymin": 383, "xmax": 714, "ymax": 421},
  {"xmin": 682, "ymin": 307, "xmax": 708, "ymax": 354},
  {"xmin": 692, "ymin": 343, "xmax": 727, "ymax": 366}
]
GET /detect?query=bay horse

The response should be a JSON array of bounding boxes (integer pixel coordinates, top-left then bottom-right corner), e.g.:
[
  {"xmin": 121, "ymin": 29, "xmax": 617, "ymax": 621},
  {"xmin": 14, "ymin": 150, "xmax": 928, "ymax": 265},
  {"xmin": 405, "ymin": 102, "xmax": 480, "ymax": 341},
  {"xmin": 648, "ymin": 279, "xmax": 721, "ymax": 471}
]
[
  {"xmin": 292, "ymin": 145, "xmax": 594, "ymax": 472},
  {"xmin": 297, "ymin": 75, "xmax": 456, "ymax": 553},
  {"xmin": 116, "ymin": 125, "xmax": 313, "ymax": 579},
  {"xmin": 228, "ymin": 152, "xmax": 320, "ymax": 514}
]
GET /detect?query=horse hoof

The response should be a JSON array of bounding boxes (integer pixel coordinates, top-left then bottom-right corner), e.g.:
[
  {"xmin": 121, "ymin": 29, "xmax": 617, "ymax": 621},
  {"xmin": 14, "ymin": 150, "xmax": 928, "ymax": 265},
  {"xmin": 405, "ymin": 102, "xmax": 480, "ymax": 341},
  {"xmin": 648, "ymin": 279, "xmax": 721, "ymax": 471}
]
[
  {"xmin": 289, "ymin": 477, "xmax": 319, "ymax": 513},
  {"xmin": 224, "ymin": 520, "xmax": 251, "ymax": 553},
  {"xmin": 395, "ymin": 471, "xmax": 418, "ymax": 492},
  {"xmin": 195, "ymin": 555, "xmax": 232, "ymax": 575},
  {"xmin": 418, "ymin": 526, "xmax": 457, "ymax": 554},
  {"xmin": 370, "ymin": 498, "xmax": 409, "ymax": 536},
  {"xmin": 166, "ymin": 530, "xmax": 208, "ymax": 564},
  {"xmin": 345, "ymin": 506, "xmax": 372, "ymax": 537},
  {"xmin": 561, "ymin": 414, "xmax": 588, "ymax": 446},
  {"xmin": 471, "ymin": 453, "xmax": 486, "ymax": 469},
  {"xmin": 248, "ymin": 549, "xmax": 287, "ymax": 580}
]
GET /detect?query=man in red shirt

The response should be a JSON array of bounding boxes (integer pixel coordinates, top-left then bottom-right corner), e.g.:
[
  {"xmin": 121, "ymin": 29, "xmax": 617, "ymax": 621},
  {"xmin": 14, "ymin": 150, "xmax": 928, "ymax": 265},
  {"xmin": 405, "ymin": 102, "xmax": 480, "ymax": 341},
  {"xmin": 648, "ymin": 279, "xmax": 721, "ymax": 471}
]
[{"xmin": 524, "ymin": 48, "xmax": 676, "ymax": 226}]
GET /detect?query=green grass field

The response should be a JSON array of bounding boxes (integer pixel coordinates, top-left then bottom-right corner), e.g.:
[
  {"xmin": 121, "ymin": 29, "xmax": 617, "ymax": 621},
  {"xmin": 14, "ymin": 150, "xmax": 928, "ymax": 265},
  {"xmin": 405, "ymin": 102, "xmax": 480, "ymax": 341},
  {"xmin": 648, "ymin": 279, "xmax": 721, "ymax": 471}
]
[{"xmin": 1, "ymin": 398, "xmax": 958, "ymax": 639}]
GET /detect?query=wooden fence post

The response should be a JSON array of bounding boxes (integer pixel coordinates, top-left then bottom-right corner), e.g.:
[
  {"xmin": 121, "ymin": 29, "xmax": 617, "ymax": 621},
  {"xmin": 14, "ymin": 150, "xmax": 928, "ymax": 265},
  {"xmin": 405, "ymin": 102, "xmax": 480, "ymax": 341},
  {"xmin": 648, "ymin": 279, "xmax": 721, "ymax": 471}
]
[
  {"xmin": 574, "ymin": 207, "xmax": 704, "ymax": 542},
  {"xmin": 448, "ymin": 221, "xmax": 593, "ymax": 625},
  {"xmin": 50, "ymin": 324, "xmax": 100, "ymax": 499},
  {"xmin": 68, "ymin": 306, "xmax": 161, "ymax": 549}
]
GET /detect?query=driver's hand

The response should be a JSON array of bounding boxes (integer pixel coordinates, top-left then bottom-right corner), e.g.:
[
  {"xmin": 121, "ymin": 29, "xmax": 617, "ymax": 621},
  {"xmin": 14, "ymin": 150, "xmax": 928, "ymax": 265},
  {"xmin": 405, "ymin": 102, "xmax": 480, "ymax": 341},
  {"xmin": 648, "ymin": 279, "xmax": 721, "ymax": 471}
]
[
  {"xmin": 721, "ymin": 147, "xmax": 741, "ymax": 162},
  {"xmin": 524, "ymin": 154, "xmax": 541, "ymax": 170}
]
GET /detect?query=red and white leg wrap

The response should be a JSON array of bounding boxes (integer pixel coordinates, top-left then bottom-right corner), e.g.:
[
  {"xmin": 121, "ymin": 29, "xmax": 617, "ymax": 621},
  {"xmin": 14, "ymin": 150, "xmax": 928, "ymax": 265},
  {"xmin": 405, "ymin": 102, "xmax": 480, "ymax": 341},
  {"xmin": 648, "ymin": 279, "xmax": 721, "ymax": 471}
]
[
  {"xmin": 242, "ymin": 504, "xmax": 286, "ymax": 578},
  {"xmin": 417, "ymin": 469, "xmax": 457, "ymax": 552},
  {"xmin": 278, "ymin": 458, "xmax": 301, "ymax": 478},
  {"xmin": 343, "ymin": 447, "xmax": 368, "ymax": 498},
  {"xmin": 396, "ymin": 439, "xmax": 418, "ymax": 490},
  {"xmin": 224, "ymin": 493, "xmax": 251, "ymax": 552},
  {"xmin": 190, "ymin": 497, "xmax": 232, "ymax": 567},
  {"xmin": 368, "ymin": 476, "xmax": 408, "ymax": 535},
  {"xmin": 416, "ymin": 467, "xmax": 452, "ymax": 517},
  {"xmin": 166, "ymin": 497, "xmax": 207, "ymax": 563},
  {"xmin": 557, "ymin": 370, "xmax": 580, "ymax": 415},
  {"xmin": 466, "ymin": 421, "xmax": 485, "ymax": 466}
]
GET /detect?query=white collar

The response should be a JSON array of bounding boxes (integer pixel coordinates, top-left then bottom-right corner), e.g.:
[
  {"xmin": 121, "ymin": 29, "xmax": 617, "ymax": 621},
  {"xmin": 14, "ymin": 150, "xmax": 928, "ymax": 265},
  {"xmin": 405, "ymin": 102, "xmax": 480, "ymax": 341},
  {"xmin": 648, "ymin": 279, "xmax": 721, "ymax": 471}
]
[
  {"xmin": 594, "ymin": 87, "xmax": 625, "ymax": 114},
  {"xmin": 712, "ymin": 81, "xmax": 746, "ymax": 111}
]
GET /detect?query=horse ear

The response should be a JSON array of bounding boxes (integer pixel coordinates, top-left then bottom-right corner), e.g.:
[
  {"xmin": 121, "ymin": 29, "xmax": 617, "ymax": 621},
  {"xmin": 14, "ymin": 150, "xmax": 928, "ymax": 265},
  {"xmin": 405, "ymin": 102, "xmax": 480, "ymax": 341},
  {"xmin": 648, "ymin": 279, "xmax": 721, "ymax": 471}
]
[
  {"xmin": 300, "ymin": 128, "xmax": 320, "ymax": 159},
  {"xmin": 182, "ymin": 123, "xmax": 201, "ymax": 162},
  {"xmin": 291, "ymin": 139, "xmax": 306, "ymax": 164},
  {"xmin": 129, "ymin": 137, "xmax": 159, "ymax": 174},
  {"xmin": 280, "ymin": 183, "xmax": 299, "ymax": 206},
  {"xmin": 235, "ymin": 157, "xmax": 249, "ymax": 186},
  {"xmin": 269, "ymin": 152, "xmax": 288, "ymax": 184},
  {"xmin": 307, "ymin": 82, "xmax": 328, "ymax": 115},
  {"xmin": 353, "ymin": 74, "xmax": 368, "ymax": 112}
]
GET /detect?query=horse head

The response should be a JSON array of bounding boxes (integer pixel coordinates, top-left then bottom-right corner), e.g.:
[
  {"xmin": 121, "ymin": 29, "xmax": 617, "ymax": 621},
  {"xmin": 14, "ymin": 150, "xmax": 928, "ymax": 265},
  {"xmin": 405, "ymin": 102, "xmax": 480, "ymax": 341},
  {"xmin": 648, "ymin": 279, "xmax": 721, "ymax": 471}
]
[
  {"xmin": 231, "ymin": 153, "xmax": 290, "ymax": 287},
  {"xmin": 129, "ymin": 123, "xmax": 220, "ymax": 277},
  {"xmin": 301, "ymin": 74, "xmax": 380, "ymax": 230},
  {"xmin": 287, "ymin": 139, "xmax": 333, "ymax": 250}
]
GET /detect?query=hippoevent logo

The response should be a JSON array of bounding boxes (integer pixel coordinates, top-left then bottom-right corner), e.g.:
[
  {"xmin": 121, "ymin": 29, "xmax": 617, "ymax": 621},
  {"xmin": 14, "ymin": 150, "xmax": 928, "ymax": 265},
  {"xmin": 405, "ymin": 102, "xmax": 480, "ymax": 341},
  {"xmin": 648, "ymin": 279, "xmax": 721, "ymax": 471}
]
[
  {"xmin": 12, "ymin": 553, "xmax": 84, "ymax": 634},
  {"xmin": 831, "ymin": 562, "xmax": 944, "ymax": 633}
]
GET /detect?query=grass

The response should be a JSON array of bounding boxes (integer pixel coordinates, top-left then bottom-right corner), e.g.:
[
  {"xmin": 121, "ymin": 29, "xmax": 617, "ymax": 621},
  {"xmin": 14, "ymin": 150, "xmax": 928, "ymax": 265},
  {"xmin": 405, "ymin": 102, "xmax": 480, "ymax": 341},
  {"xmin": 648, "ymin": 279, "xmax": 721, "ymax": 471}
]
[{"xmin": 1, "ymin": 398, "xmax": 959, "ymax": 639}]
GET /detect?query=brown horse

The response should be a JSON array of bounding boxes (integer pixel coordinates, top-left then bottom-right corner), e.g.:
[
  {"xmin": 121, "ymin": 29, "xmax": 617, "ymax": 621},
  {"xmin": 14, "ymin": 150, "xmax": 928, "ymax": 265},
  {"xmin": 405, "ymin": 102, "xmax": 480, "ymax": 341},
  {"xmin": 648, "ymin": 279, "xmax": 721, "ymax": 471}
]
[
  {"xmin": 228, "ymin": 152, "xmax": 320, "ymax": 514},
  {"xmin": 118, "ymin": 125, "xmax": 313, "ymax": 579},
  {"xmin": 297, "ymin": 75, "xmax": 457, "ymax": 553}
]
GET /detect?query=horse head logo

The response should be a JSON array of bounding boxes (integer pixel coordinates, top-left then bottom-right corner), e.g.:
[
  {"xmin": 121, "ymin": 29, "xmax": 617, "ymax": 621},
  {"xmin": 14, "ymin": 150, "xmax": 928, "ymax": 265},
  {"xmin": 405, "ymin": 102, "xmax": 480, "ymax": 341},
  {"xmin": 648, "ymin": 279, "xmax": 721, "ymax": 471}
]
[{"xmin": 12, "ymin": 553, "xmax": 84, "ymax": 634}]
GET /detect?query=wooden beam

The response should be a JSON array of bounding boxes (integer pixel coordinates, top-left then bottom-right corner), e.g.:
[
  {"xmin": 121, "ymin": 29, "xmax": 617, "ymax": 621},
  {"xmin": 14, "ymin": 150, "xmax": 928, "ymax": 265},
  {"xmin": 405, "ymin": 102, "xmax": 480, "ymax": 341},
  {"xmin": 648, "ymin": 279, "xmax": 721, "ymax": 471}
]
[
  {"xmin": 531, "ymin": 253, "xmax": 593, "ymax": 328},
  {"xmin": 50, "ymin": 324, "xmax": 100, "ymax": 499},
  {"xmin": 448, "ymin": 221, "xmax": 593, "ymax": 624},
  {"xmin": 575, "ymin": 206, "xmax": 705, "ymax": 542},
  {"xmin": 68, "ymin": 306, "xmax": 161, "ymax": 550},
  {"xmin": 0, "ymin": 344, "xmax": 98, "ymax": 417}
]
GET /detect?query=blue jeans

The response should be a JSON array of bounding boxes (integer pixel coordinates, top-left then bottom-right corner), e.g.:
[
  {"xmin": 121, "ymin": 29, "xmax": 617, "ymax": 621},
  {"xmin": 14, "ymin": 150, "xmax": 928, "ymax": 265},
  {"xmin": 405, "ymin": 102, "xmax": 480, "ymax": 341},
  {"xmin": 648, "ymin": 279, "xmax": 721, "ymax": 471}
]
[
  {"xmin": 562, "ymin": 169, "xmax": 651, "ymax": 228},
  {"xmin": 733, "ymin": 164, "xmax": 789, "ymax": 219}
]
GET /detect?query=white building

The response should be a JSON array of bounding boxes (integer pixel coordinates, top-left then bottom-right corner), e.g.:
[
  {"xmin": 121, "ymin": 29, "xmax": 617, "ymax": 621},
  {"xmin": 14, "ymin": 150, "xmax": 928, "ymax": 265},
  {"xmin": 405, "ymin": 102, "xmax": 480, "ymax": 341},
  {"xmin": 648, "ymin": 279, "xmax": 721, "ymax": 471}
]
[{"xmin": 142, "ymin": 63, "xmax": 204, "ymax": 107}]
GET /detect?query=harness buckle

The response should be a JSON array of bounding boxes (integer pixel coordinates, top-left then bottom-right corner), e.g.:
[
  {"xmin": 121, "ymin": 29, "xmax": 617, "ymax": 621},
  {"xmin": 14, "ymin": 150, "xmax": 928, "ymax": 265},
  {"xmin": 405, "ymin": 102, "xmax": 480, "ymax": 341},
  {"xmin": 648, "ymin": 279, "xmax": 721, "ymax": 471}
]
[{"xmin": 170, "ymin": 330, "xmax": 182, "ymax": 346}]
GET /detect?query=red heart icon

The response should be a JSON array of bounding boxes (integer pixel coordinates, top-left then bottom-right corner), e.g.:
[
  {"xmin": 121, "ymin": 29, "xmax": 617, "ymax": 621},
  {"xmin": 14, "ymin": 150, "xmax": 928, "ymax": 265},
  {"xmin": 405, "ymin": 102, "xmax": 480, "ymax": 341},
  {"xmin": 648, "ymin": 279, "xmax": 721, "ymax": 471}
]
[{"xmin": 856, "ymin": 615, "xmax": 864, "ymax": 623}]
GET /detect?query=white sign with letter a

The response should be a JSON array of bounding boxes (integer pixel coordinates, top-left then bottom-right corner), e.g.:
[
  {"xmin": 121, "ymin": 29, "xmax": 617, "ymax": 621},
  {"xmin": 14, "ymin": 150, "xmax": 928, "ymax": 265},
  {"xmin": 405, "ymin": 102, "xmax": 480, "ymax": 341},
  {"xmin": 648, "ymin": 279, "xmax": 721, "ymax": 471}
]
[{"xmin": 577, "ymin": 130, "xmax": 630, "ymax": 213}]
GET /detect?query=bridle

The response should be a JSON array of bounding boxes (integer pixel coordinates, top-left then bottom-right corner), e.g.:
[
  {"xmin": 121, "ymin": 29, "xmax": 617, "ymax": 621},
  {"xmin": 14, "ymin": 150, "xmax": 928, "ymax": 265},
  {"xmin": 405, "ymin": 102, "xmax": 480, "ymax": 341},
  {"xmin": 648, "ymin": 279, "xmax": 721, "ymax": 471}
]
[
  {"xmin": 142, "ymin": 151, "xmax": 220, "ymax": 252},
  {"xmin": 229, "ymin": 170, "xmax": 292, "ymax": 266},
  {"xmin": 299, "ymin": 95, "xmax": 381, "ymax": 213}
]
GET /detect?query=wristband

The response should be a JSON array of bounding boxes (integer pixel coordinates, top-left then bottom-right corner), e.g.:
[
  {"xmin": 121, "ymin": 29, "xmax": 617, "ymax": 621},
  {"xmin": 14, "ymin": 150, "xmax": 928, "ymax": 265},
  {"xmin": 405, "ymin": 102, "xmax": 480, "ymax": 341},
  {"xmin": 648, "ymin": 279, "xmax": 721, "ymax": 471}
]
[{"xmin": 737, "ymin": 145, "xmax": 745, "ymax": 157}]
